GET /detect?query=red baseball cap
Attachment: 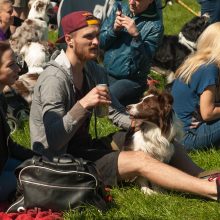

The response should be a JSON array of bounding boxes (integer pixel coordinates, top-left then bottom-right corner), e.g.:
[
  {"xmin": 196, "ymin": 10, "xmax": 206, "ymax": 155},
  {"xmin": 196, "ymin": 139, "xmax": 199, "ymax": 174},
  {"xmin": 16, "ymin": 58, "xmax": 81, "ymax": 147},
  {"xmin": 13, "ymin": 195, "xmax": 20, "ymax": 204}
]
[{"xmin": 56, "ymin": 11, "xmax": 100, "ymax": 43}]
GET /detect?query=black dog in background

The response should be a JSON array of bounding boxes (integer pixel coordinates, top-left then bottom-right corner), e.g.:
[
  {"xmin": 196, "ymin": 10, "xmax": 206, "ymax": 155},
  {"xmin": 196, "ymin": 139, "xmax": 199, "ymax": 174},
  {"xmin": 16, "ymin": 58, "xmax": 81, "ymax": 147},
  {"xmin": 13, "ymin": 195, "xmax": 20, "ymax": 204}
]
[{"xmin": 152, "ymin": 15, "xmax": 209, "ymax": 77}]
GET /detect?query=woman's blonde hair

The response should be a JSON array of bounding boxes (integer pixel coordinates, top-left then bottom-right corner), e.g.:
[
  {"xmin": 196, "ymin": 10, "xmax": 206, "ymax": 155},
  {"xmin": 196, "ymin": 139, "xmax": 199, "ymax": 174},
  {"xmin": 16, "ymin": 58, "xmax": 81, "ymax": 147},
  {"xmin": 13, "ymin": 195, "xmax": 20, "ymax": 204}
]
[{"xmin": 175, "ymin": 22, "xmax": 220, "ymax": 83}]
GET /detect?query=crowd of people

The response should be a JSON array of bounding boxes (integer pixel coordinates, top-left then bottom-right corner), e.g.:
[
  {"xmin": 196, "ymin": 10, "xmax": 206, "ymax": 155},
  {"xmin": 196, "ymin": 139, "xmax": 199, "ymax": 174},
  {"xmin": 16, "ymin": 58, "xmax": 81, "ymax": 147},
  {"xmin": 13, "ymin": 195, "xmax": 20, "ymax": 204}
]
[{"xmin": 0, "ymin": 0, "xmax": 220, "ymax": 209}]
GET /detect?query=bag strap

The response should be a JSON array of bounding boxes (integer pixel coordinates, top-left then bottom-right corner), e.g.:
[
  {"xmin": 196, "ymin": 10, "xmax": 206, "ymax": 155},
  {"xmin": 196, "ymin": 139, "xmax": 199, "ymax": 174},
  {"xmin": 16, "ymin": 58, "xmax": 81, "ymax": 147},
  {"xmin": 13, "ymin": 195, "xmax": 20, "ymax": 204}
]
[{"xmin": 52, "ymin": 154, "xmax": 89, "ymax": 165}]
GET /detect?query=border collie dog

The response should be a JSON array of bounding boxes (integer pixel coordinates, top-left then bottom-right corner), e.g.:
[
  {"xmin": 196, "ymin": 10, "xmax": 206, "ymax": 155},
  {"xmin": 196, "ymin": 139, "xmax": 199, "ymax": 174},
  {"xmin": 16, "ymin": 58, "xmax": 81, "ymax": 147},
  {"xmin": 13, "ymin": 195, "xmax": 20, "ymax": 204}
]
[
  {"xmin": 10, "ymin": 0, "xmax": 54, "ymax": 55},
  {"xmin": 152, "ymin": 15, "xmax": 209, "ymax": 76},
  {"xmin": 125, "ymin": 89, "xmax": 183, "ymax": 194}
]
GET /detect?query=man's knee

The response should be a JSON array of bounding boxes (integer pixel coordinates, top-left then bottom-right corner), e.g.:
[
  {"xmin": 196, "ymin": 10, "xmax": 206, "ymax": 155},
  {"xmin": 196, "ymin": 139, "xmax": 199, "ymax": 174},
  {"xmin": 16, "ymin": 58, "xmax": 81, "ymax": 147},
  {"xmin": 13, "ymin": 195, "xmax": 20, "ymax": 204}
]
[
  {"xmin": 118, "ymin": 151, "xmax": 154, "ymax": 177},
  {"xmin": 131, "ymin": 151, "xmax": 155, "ymax": 173}
]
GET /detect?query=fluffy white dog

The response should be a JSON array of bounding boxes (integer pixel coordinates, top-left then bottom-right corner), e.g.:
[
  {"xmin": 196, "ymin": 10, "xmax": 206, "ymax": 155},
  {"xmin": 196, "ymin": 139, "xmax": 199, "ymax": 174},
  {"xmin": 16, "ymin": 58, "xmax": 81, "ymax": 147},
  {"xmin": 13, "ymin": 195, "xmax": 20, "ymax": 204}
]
[{"xmin": 10, "ymin": 0, "xmax": 53, "ymax": 54}]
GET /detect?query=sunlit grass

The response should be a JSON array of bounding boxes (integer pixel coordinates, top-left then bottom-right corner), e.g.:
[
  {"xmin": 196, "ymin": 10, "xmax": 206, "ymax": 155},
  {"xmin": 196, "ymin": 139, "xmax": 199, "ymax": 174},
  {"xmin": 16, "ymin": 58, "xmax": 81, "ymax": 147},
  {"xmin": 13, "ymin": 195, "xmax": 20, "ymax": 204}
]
[{"xmin": 12, "ymin": 1, "xmax": 220, "ymax": 219}]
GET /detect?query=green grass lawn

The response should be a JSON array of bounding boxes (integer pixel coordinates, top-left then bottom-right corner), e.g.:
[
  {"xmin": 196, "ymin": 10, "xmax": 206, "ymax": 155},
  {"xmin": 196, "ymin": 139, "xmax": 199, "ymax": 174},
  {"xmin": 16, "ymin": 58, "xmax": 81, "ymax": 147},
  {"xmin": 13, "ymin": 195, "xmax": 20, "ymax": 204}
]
[{"xmin": 12, "ymin": 1, "xmax": 220, "ymax": 219}]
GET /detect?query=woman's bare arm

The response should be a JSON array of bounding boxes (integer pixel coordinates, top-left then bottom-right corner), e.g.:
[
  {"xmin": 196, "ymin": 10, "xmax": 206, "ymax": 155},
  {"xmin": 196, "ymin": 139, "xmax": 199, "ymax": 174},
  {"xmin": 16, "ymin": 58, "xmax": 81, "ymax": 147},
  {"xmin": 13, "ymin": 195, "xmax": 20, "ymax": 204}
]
[{"xmin": 200, "ymin": 85, "xmax": 220, "ymax": 121}]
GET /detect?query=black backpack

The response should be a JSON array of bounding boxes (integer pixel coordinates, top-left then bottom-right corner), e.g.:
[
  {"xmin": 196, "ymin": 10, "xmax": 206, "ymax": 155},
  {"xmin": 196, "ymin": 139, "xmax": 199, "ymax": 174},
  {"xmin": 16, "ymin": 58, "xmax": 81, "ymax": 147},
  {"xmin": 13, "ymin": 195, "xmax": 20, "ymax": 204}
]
[{"xmin": 7, "ymin": 155, "xmax": 110, "ymax": 213}]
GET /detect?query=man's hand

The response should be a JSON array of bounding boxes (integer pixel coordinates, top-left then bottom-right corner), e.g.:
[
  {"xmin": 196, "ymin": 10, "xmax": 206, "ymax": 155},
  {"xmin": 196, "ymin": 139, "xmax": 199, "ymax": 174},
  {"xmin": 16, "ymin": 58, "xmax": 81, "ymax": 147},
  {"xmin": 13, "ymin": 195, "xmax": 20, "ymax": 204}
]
[
  {"xmin": 113, "ymin": 11, "xmax": 123, "ymax": 32},
  {"xmin": 118, "ymin": 15, "xmax": 139, "ymax": 37},
  {"xmin": 79, "ymin": 86, "xmax": 111, "ymax": 110}
]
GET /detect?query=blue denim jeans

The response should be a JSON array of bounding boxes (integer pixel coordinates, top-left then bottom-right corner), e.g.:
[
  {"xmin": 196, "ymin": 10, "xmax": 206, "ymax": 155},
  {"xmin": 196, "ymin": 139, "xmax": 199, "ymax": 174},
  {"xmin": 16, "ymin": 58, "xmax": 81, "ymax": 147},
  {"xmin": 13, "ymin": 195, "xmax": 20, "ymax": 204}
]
[
  {"xmin": 182, "ymin": 119, "xmax": 220, "ymax": 151},
  {"xmin": 108, "ymin": 75, "xmax": 146, "ymax": 106},
  {"xmin": 198, "ymin": 0, "xmax": 220, "ymax": 23},
  {"xmin": 0, "ymin": 158, "xmax": 21, "ymax": 202}
]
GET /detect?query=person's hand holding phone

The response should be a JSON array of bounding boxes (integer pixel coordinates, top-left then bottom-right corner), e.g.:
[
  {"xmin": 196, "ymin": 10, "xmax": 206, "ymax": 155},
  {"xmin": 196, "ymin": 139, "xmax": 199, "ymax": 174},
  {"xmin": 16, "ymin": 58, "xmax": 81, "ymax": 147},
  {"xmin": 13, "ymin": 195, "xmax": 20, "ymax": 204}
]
[
  {"xmin": 117, "ymin": 2, "xmax": 122, "ymax": 15},
  {"xmin": 113, "ymin": 2, "xmax": 123, "ymax": 31},
  {"xmin": 113, "ymin": 2, "xmax": 139, "ymax": 37}
]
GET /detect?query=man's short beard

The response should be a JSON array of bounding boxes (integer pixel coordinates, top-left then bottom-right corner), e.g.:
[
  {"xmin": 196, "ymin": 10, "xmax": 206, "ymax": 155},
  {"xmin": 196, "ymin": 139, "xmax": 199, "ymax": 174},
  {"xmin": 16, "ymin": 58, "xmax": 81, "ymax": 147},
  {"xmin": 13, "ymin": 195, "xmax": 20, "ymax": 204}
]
[{"xmin": 74, "ymin": 44, "xmax": 87, "ymax": 62}]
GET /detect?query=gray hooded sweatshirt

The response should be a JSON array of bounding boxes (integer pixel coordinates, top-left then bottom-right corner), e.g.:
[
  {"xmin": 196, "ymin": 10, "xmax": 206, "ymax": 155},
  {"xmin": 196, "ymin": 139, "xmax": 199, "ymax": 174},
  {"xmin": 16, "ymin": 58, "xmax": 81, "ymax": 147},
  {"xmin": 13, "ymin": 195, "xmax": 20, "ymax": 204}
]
[{"xmin": 30, "ymin": 50, "xmax": 130, "ymax": 160}]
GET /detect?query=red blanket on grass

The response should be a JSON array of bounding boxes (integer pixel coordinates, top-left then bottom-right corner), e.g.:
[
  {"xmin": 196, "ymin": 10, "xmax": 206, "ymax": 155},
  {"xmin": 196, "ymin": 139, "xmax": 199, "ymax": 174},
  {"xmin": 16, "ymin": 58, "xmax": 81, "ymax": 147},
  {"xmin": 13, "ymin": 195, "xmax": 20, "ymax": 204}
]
[{"xmin": 0, "ymin": 208, "xmax": 63, "ymax": 220}]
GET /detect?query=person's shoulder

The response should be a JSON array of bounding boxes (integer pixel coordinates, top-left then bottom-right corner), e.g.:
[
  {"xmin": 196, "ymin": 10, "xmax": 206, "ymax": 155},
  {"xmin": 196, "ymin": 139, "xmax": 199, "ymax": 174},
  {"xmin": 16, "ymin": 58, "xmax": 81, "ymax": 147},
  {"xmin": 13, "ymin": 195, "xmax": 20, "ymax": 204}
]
[
  {"xmin": 36, "ymin": 62, "xmax": 67, "ymax": 86},
  {"xmin": 191, "ymin": 62, "xmax": 219, "ymax": 92},
  {"xmin": 139, "ymin": 14, "xmax": 163, "ymax": 33},
  {"xmin": 196, "ymin": 63, "xmax": 219, "ymax": 76},
  {"xmin": 172, "ymin": 78, "xmax": 186, "ymax": 91}
]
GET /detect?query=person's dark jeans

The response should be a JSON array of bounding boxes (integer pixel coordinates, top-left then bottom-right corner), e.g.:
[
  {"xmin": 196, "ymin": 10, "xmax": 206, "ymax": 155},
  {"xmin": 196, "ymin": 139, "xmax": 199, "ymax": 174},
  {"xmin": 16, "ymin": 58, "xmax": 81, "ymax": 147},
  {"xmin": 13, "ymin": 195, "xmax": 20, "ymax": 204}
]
[
  {"xmin": 182, "ymin": 119, "xmax": 220, "ymax": 151},
  {"xmin": 198, "ymin": 0, "xmax": 220, "ymax": 23},
  {"xmin": 108, "ymin": 75, "xmax": 146, "ymax": 106},
  {"xmin": 0, "ymin": 158, "xmax": 21, "ymax": 202}
]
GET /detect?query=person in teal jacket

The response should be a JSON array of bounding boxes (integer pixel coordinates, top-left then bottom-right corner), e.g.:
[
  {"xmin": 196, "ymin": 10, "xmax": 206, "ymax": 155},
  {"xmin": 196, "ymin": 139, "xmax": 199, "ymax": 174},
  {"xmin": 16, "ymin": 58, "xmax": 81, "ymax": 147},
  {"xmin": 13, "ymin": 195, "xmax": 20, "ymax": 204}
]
[{"xmin": 99, "ymin": 0, "xmax": 163, "ymax": 106}]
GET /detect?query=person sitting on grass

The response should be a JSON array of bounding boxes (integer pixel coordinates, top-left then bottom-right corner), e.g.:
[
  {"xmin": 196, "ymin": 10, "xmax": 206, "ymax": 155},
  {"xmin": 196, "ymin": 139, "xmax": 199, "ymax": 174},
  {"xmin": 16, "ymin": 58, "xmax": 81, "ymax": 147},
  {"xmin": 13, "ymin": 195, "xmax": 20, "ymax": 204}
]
[
  {"xmin": 29, "ymin": 10, "xmax": 220, "ymax": 201},
  {"xmin": 99, "ymin": 0, "xmax": 163, "ymax": 106},
  {"xmin": 0, "ymin": 41, "xmax": 36, "ymax": 202},
  {"xmin": 172, "ymin": 22, "xmax": 220, "ymax": 151}
]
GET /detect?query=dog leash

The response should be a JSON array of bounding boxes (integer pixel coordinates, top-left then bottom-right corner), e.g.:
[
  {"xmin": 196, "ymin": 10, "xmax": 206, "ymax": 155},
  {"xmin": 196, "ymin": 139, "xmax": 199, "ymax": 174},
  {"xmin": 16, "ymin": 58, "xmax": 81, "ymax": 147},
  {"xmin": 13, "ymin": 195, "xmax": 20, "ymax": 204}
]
[{"xmin": 175, "ymin": 0, "xmax": 199, "ymax": 17}]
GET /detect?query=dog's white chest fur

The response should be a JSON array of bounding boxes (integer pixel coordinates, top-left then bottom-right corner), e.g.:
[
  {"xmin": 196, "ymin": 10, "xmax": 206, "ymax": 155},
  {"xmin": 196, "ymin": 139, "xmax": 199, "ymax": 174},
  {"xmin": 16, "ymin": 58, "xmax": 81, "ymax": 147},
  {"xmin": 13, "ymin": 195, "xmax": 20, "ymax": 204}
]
[{"xmin": 129, "ymin": 122, "xmax": 174, "ymax": 163}]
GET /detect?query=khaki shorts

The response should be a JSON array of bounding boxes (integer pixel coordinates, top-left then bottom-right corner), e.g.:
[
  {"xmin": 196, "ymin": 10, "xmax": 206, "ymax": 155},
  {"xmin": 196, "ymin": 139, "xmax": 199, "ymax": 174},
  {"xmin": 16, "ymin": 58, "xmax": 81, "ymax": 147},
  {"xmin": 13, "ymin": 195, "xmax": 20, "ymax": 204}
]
[{"xmin": 13, "ymin": 0, "xmax": 29, "ymax": 8}]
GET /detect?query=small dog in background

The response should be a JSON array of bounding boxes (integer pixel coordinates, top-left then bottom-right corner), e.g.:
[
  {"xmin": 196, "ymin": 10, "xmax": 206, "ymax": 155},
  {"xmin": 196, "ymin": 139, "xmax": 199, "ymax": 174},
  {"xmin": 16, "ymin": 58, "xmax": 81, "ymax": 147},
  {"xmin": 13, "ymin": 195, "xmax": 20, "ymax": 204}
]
[
  {"xmin": 20, "ymin": 41, "xmax": 52, "ymax": 74},
  {"xmin": 3, "ymin": 41, "xmax": 54, "ymax": 133},
  {"xmin": 125, "ymin": 89, "xmax": 183, "ymax": 195},
  {"xmin": 10, "ymin": 0, "xmax": 54, "ymax": 55},
  {"xmin": 152, "ymin": 14, "xmax": 209, "ymax": 82},
  {"xmin": 4, "ymin": 41, "xmax": 53, "ymax": 105}
]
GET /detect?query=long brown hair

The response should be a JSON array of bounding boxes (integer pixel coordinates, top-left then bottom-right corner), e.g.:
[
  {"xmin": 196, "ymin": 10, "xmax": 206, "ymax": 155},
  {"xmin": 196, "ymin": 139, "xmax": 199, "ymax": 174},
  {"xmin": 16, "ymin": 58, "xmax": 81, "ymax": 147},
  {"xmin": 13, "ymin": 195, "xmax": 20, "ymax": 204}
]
[{"xmin": 175, "ymin": 22, "xmax": 220, "ymax": 83}]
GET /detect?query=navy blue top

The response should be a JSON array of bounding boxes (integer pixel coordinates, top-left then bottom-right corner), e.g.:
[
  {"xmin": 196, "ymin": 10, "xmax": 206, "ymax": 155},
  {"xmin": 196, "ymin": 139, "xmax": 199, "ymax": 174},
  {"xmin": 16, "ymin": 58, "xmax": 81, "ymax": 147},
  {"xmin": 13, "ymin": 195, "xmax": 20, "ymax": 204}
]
[{"xmin": 172, "ymin": 63, "xmax": 219, "ymax": 131}]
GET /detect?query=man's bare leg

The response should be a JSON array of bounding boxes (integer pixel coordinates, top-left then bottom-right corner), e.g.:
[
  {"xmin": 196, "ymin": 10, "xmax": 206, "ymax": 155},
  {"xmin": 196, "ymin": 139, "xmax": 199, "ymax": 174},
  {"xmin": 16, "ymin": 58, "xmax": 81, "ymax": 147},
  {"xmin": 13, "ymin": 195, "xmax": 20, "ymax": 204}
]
[{"xmin": 118, "ymin": 151, "xmax": 217, "ymax": 200}]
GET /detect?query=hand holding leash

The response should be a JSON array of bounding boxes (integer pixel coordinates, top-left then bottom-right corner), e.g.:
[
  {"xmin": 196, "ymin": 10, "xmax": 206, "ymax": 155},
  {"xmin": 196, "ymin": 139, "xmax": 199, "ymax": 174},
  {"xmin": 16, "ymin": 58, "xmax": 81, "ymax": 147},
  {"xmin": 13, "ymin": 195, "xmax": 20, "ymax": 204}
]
[{"xmin": 175, "ymin": 0, "xmax": 199, "ymax": 16}]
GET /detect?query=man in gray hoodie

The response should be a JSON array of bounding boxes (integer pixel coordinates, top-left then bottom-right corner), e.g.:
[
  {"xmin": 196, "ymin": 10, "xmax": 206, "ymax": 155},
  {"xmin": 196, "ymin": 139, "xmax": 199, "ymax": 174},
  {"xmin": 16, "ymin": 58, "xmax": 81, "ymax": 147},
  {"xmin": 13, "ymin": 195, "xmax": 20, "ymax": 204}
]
[{"xmin": 30, "ymin": 11, "xmax": 220, "ymax": 200}]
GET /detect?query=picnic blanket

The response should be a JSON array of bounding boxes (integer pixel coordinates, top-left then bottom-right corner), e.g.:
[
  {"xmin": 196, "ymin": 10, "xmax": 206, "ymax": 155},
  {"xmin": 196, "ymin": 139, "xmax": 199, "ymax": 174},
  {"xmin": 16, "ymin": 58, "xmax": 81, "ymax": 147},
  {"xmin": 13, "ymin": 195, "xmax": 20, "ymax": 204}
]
[{"xmin": 0, "ymin": 208, "xmax": 63, "ymax": 220}]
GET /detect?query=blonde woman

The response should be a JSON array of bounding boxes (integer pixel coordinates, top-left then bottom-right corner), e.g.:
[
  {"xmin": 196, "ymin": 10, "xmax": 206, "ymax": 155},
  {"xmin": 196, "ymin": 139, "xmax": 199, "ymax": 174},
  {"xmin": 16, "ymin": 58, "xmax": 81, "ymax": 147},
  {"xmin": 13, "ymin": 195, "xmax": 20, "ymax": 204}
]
[{"xmin": 172, "ymin": 22, "xmax": 220, "ymax": 150}]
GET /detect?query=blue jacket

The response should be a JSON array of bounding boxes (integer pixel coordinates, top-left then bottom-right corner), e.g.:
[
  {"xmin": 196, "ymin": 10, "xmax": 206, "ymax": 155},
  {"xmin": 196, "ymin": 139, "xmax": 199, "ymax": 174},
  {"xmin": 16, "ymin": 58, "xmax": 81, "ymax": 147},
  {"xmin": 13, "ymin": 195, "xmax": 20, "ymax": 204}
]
[{"xmin": 99, "ymin": 1, "xmax": 163, "ymax": 81}]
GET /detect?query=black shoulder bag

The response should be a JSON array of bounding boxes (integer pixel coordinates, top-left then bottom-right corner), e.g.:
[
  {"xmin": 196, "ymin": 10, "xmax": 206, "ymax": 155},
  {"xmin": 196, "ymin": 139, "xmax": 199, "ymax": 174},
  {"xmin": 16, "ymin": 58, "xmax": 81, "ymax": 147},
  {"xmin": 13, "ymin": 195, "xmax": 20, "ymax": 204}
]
[{"xmin": 7, "ymin": 154, "xmax": 109, "ymax": 213}]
